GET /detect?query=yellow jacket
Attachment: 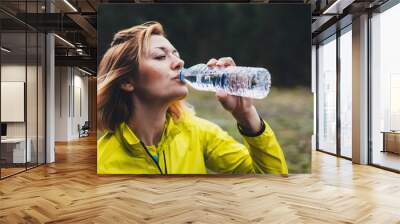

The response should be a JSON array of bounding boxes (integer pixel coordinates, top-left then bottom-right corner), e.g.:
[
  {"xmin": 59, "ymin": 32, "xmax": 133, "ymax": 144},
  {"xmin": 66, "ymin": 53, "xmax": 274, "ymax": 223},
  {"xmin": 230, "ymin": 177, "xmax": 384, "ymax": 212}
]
[{"xmin": 97, "ymin": 113, "xmax": 288, "ymax": 174}]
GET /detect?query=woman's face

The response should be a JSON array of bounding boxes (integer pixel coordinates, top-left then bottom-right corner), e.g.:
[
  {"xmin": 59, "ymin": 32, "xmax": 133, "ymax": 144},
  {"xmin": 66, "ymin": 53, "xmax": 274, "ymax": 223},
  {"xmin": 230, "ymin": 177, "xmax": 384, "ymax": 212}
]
[{"xmin": 134, "ymin": 35, "xmax": 187, "ymax": 103}]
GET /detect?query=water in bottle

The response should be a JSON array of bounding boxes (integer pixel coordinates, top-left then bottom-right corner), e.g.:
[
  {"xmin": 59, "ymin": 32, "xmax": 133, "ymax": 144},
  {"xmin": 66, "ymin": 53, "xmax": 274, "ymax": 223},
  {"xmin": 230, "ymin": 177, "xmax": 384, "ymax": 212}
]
[{"xmin": 178, "ymin": 63, "xmax": 271, "ymax": 99}]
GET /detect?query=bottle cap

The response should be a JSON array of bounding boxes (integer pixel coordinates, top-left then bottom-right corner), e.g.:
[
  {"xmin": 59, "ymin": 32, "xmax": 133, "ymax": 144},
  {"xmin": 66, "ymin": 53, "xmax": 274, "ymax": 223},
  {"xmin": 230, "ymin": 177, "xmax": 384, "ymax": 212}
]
[{"xmin": 178, "ymin": 69, "xmax": 187, "ymax": 81}]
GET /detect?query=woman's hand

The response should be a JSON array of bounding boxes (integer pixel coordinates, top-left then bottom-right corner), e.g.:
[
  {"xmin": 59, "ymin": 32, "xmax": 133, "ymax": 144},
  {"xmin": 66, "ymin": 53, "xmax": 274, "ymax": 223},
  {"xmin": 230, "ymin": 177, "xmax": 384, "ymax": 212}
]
[{"xmin": 207, "ymin": 57, "xmax": 263, "ymax": 135}]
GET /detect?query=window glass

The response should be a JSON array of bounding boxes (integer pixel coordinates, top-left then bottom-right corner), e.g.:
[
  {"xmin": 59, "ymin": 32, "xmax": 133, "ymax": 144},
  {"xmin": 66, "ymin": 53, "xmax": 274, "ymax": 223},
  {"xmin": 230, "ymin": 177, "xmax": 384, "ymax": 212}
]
[{"xmin": 318, "ymin": 36, "xmax": 337, "ymax": 154}]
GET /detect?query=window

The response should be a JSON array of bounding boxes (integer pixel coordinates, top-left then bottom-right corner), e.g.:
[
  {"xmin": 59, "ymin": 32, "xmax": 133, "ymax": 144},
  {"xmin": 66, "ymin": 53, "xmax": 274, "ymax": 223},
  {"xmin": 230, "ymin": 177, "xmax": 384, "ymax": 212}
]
[
  {"xmin": 371, "ymin": 2, "xmax": 400, "ymax": 171},
  {"xmin": 339, "ymin": 27, "xmax": 352, "ymax": 158},
  {"xmin": 317, "ymin": 35, "xmax": 337, "ymax": 154}
]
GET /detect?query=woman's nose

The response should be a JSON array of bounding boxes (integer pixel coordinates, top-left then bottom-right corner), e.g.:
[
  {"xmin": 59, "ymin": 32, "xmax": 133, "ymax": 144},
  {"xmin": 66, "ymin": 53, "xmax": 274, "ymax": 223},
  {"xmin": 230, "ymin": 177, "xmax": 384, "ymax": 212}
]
[{"xmin": 171, "ymin": 56, "xmax": 184, "ymax": 70}]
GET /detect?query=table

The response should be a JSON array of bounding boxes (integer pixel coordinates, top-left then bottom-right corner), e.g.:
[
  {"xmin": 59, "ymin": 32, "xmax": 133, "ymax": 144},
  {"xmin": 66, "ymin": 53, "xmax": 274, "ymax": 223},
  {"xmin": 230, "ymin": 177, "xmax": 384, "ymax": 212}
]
[
  {"xmin": 382, "ymin": 131, "xmax": 400, "ymax": 154},
  {"xmin": 1, "ymin": 138, "xmax": 32, "ymax": 164}
]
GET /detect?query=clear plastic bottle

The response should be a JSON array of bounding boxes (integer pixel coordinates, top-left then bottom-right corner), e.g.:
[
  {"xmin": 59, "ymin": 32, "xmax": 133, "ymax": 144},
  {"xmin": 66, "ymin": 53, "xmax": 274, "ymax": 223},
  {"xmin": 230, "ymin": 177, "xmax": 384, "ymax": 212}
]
[{"xmin": 179, "ymin": 63, "xmax": 271, "ymax": 99}]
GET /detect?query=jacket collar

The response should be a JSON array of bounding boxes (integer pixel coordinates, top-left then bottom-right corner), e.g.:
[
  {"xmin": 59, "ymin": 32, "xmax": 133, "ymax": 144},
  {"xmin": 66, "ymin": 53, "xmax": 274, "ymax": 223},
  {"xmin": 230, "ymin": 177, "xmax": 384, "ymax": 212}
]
[{"xmin": 117, "ymin": 113, "xmax": 182, "ymax": 148}]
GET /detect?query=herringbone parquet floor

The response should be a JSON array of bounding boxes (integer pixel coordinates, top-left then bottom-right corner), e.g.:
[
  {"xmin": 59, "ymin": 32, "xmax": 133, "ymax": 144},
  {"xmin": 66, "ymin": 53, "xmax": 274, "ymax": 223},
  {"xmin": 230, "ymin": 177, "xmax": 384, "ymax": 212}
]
[{"xmin": 1, "ymin": 135, "xmax": 400, "ymax": 223}]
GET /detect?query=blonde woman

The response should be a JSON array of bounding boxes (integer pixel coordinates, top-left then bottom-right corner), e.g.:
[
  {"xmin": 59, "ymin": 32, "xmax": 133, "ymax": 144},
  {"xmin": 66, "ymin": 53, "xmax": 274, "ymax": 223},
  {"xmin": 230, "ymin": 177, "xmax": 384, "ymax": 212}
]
[{"xmin": 97, "ymin": 21, "xmax": 287, "ymax": 174}]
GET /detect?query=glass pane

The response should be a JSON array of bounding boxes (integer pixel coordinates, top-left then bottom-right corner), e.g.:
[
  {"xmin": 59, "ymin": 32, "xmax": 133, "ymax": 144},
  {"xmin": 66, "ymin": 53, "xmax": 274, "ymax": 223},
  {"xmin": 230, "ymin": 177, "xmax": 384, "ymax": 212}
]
[
  {"xmin": 340, "ymin": 29, "xmax": 352, "ymax": 158},
  {"xmin": 1, "ymin": 30, "xmax": 27, "ymax": 177},
  {"xmin": 38, "ymin": 32, "xmax": 45, "ymax": 165},
  {"xmin": 318, "ymin": 36, "xmax": 337, "ymax": 154},
  {"xmin": 27, "ymin": 31, "xmax": 38, "ymax": 169},
  {"xmin": 371, "ymin": 3, "xmax": 400, "ymax": 171}
]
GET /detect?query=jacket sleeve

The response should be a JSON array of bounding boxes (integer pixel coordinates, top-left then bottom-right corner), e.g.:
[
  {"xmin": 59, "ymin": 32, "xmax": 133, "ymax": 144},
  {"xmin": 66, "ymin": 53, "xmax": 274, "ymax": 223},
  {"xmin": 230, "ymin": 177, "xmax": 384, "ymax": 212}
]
[{"xmin": 200, "ymin": 117, "xmax": 288, "ymax": 174}]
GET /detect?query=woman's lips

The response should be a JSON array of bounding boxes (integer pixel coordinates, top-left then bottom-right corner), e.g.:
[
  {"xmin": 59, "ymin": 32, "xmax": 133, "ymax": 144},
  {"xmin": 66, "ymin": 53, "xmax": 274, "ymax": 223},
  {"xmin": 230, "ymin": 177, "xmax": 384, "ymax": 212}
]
[{"xmin": 171, "ymin": 74, "xmax": 180, "ymax": 80}]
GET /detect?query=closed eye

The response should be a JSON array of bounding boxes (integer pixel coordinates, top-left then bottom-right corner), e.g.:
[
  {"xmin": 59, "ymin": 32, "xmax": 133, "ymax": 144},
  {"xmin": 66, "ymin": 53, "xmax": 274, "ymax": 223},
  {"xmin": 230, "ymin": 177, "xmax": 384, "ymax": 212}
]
[{"xmin": 154, "ymin": 55, "xmax": 166, "ymax": 60}]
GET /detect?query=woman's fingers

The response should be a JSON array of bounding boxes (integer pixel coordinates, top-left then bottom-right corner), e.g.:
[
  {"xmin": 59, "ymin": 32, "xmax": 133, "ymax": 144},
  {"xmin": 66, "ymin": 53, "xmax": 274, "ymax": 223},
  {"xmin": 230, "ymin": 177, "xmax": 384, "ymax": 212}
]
[
  {"xmin": 216, "ymin": 57, "xmax": 236, "ymax": 67},
  {"xmin": 207, "ymin": 57, "xmax": 236, "ymax": 68},
  {"xmin": 207, "ymin": 58, "xmax": 218, "ymax": 67},
  {"xmin": 216, "ymin": 90, "xmax": 236, "ymax": 112}
]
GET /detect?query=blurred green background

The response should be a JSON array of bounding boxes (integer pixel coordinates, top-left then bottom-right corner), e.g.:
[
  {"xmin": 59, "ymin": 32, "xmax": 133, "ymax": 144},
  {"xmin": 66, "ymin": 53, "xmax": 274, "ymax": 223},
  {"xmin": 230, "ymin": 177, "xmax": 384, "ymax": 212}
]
[
  {"xmin": 98, "ymin": 4, "xmax": 312, "ymax": 173},
  {"xmin": 185, "ymin": 87, "xmax": 312, "ymax": 173}
]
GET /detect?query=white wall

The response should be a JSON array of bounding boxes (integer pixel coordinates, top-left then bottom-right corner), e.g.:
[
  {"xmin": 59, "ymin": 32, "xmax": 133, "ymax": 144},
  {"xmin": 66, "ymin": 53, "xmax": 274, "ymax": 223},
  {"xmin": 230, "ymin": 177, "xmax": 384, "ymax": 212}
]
[
  {"xmin": 1, "ymin": 65, "xmax": 25, "ymax": 131},
  {"xmin": 1, "ymin": 63, "xmax": 46, "ymax": 164},
  {"xmin": 1, "ymin": 64, "xmax": 38, "ymax": 138},
  {"xmin": 55, "ymin": 67, "xmax": 89, "ymax": 141},
  {"xmin": 72, "ymin": 72, "xmax": 89, "ymax": 138},
  {"xmin": 55, "ymin": 67, "xmax": 69, "ymax": 141}
]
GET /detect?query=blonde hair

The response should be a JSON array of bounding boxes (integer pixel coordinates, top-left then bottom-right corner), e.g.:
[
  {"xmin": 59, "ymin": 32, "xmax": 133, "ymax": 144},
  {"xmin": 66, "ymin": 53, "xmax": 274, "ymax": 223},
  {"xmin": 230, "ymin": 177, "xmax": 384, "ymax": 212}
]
[{"xmin": 97, "ymin": 21, "xmax": 191, "ymax": 132}]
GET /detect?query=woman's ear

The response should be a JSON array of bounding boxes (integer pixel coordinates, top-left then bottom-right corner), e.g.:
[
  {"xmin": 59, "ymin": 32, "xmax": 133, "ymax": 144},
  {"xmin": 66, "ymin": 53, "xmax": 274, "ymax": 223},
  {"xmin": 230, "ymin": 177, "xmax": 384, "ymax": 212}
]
[{"xmin": 120, "ymin": 81, "xmax": 135, "ymax": 92}]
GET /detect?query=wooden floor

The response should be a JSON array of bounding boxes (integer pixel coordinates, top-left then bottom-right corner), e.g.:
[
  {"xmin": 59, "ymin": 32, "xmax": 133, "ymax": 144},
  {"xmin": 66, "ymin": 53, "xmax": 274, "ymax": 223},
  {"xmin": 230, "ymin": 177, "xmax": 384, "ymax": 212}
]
[
  {"xmin": 0, "ymin": 136, "xmax": 400, "ymax": 223},
  {"xmin": 372, "ymin": 150, "xmax": 400, "ymax": 171},
  {"xmin": 0, "ymin": 167, "xmax": 26, "ymax": 178},
  {"xmin": 1, "ymin": 163, "xmax": 45, "ymax": 178}
]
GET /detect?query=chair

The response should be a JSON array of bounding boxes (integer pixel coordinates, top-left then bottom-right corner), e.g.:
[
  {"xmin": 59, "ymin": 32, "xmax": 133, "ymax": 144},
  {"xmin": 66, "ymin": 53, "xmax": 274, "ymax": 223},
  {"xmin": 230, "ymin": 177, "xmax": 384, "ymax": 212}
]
[{"xmin": 78, "ymin": 121, "xmax": 90, "ymax": 138}]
